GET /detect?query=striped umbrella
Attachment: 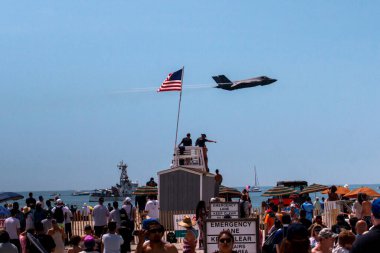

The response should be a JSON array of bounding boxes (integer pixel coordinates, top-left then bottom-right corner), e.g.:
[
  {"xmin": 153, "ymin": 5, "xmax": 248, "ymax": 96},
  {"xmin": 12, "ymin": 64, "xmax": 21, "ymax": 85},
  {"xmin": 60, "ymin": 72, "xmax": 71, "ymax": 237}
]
[
  {"xmin": 218, "ymin": 185, "xmax": 242, "ymax": 199},
  {"xmin": 132, "ymin": 186, "xmax": 158, "ymax": 196},
  {"xmin": 299, "ymin": 183, "xmax": 329, "ymax": 194},
  {"xmin": 343, "ymin": 187, "xmax": 380, "ymax": 199},
  {"xmin": 261, "ymin": 186, "xmax": 296, "ymax": 197}
]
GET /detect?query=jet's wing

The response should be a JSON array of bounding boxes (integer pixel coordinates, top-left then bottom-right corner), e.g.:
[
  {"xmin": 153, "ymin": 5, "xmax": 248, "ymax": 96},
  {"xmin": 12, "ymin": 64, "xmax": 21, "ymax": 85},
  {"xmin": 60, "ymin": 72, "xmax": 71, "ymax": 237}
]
[
  {"xmin": 231, "ymin": 77, "xmax": 261, "ymax": 88},
  {"xmin": 230, "ymin": 81, "xmax": 245, "ymax": 88},
  {"xmin": 213, "ymin": 75, "xmax": 233, "ymax": 85}
]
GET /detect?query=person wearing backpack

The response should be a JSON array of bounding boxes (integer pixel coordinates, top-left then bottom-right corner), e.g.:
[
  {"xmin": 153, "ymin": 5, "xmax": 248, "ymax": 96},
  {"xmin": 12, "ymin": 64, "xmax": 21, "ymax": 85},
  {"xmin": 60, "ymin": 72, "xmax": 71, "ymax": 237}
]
[
  {"xmin": 121, "ymin": 197, "xmax": 136, "ymax": 233},
  {"xmin": 273, "ymin": 214, "xmax": 291, "ymax": 253},
  {"xmin": 52, "ymin": 199, "xmax": 66, "ymax": 228},
  {"xmin": 262, "ymin": 218, "xmax": 282, "ymax": 253}
]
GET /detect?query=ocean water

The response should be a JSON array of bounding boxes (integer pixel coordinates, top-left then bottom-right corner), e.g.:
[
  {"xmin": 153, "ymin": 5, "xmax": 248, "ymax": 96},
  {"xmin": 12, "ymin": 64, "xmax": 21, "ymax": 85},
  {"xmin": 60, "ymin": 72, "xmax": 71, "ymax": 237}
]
[{"xmin": 12, "ymin": 184, "xmax": 380, "ymax": 210}]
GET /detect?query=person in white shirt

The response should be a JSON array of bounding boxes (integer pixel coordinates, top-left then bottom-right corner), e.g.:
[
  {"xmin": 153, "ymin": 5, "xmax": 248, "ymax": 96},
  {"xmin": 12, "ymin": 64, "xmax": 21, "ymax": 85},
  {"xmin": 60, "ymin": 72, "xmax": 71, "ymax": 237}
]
[
  {"xmin": 144, "ymin": 195, "xmax": 159, "ymax": 220},
  {"xmin": 108, "ymin": 201, "xmax": 121, "ymax": 228},
  {"xmin": 63, "ymin": 205, "xmax": 73, "ymax": 244},
  {"xmin": 122, "ymin": 197, "xmax": 136, "ymax": 229},
  {"xmin": 314, "ymin": 197, "xmax": 322, "ymax": 216},
  {"xmin": 101, "ymin": 222, "xmax": 123, "ymax": 253},
  {"xmin": 4, "ymin": 209, "xmax": 21, "ymax": 252},
  {"xmin": 82, "ymin": 203, "xmax": 90, "ymax": 221},
  {"xmin": 93, "ymin": 197, "xmax": 110, "ymax": 237},
  {"xmin": 0, "ymin": 230, "xmax": 18, "ymax": 253}
]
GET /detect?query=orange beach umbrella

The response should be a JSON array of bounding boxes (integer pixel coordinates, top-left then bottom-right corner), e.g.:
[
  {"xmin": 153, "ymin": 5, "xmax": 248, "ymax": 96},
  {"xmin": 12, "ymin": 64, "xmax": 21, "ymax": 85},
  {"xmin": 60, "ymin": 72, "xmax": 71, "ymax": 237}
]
[
  {"xmin": 343, "ymin": 187, "xmax": 380, "ymax": 199},
  {"xmin": 321, "ymin": 186, "xmax": 350, "ymax": 195}
]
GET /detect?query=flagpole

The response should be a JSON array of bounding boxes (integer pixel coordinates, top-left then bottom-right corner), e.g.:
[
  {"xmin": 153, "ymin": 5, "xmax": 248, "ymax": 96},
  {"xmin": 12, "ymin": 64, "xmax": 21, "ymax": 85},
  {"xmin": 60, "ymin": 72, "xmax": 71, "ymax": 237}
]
[{"xmin": 174, "ymin": 66, "xmax": 184, "ymax": 149}]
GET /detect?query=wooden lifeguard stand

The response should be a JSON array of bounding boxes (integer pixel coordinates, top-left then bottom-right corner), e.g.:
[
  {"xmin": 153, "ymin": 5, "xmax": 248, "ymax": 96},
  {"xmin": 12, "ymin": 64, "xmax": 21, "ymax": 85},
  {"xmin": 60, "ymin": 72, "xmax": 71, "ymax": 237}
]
[{"xmin": 157, "ymin": 146, "xmax": 215, "ymax": 229}]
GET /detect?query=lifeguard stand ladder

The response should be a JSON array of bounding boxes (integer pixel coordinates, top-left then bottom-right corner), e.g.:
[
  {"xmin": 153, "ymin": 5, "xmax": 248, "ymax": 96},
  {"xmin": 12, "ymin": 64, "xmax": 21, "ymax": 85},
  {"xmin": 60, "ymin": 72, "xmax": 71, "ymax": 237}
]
[{"xmin": 172, "ymin": 146, "xmax": 207, "ymax": 172}]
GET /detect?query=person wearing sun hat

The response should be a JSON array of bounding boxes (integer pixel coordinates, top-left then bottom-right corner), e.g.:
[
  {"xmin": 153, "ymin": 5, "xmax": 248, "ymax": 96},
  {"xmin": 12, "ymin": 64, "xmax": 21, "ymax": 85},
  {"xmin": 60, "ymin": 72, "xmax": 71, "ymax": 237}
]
[
  {"xmin": 178, "ymin": 216, "xmax": 197, "ymax": 253},
  {"xmin": 351, "ymin": 198, "xmax": 380, "ymax": 253},
  {"xmin": 22, "ymin": 206, "xmax": 35, "ymax": 231},
  {"xmin": 311, "ymin": 228, "xmax": 337, "ymax": 253}
]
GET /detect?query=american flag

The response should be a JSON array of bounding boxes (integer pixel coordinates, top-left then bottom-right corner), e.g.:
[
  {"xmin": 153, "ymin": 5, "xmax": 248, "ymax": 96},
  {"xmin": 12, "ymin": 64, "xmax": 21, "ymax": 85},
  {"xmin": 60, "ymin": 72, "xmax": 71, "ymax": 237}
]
[{"xmin": 157, "ymin": 68, "xmax": 183, "ymax": 92}]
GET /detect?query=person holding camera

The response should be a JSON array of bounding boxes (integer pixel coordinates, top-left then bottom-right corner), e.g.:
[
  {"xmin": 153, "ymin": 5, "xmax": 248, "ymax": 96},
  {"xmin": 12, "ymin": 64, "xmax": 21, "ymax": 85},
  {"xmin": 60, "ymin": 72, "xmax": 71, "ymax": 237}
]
[{"xmin": 135, "ymin": 219, "xmax": 178, "ymax": 253}]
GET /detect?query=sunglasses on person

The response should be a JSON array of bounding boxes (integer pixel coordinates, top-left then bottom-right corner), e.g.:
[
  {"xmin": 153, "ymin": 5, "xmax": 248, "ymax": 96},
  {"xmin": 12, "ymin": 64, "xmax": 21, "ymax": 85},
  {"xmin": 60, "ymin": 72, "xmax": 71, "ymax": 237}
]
[
  {"xmin": 219, "ymin": 238, "xmax": 232, "ymax": 244},
  {"xmin": 148, "ymin": 228, "xmax": 163, "ymax": 234}
]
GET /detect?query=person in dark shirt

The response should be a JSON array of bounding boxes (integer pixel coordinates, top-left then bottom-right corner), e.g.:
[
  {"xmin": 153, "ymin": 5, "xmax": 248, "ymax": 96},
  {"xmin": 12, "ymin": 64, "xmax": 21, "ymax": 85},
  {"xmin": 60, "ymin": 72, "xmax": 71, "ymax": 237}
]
[
  {"xmin": 351, "ymin": 198, "xmax": 380, "ymax": 253},
  {"xmin": 299, "ymin": 210, "xmax": 312, "ymax": 230},
  {"xmin": 273, "ymin": 214, "xmax": 291, "ymax": 252},
  {"xmin": 27, "ymin": 222, "xmax": 56, "ymax": 253},
  {"xmin": 118, "ymin": 220, "xmax": 132, "ymax": 253},
  {"xmin": 178, "ymin": 133, "xmax": 192, "ymax": 147},
  {"xmin": 135, "ymin": 195, "xmax": 147, "ymax": 214},
  {"xmin": 331, "ymin": 214, "xmax": 351, "ymax": 234},
  {"xmin": 195, "ymin": 133, "xmax": 216, "ymax": 147},
  {"xmin": 146, "ymin": 177, "xmax": 157, "ymax": 187},
  {"xmin": 25, "ymin": 192, "xmax": 36, "ymax": 209},
  {"xmin": 195, "ymin": 134, "xmax": 216, "ymax": 172}
]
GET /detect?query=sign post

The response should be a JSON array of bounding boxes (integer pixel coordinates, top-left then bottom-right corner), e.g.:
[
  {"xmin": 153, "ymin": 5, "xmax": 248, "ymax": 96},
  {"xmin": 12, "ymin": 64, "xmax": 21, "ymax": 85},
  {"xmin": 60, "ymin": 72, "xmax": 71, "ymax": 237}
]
[
  {"xmin": 205, "ymin": 218, "xmax": 260, "ymax": 253},
  {"xmin": 209, "ymin": 202, "xmax": 240, "ymax": 219}
]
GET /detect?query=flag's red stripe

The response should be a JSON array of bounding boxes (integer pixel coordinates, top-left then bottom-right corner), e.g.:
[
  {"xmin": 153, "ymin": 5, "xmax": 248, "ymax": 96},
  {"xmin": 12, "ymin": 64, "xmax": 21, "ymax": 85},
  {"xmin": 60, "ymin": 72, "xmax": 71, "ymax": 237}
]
[
  {"xmin": 160, "ymin": 84, "xmax": 182, "ymax": 87},
  {"xmin": 162, "ymin": 81, "xmax": 181, "ymax": 85},
  {"xmin": 157, "ymin": 70, "xmax": 183, "ymax": 92},
  {"xmin": 159, "ymin": 87, "xmax": 182, "ymax": 90}
]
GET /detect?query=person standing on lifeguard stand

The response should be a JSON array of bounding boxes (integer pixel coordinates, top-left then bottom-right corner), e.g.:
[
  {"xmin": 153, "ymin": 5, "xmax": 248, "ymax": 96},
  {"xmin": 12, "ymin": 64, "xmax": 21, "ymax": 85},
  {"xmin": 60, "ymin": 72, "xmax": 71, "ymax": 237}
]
[{"xmin": 195, "ymin": 133, "xmax": 217, "ymax": 172}]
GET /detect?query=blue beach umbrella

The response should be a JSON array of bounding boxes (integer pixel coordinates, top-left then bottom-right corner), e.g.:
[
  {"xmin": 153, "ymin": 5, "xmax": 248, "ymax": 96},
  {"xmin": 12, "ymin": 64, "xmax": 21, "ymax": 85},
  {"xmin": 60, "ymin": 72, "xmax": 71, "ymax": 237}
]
[
  {"xmin": 0, "ymin": 206, "xmax": 10, "ymax": 216},
  {"xmin": 0, "ymin": 192, "xmax": 24, "ymax": 203}
]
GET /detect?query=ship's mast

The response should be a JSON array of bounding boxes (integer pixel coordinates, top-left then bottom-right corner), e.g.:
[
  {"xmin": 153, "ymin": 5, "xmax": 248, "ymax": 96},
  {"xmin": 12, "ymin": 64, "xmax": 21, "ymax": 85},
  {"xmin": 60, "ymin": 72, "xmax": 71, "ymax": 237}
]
[{"xmin": 118, "ymin": 161, "xmax": 131, "ymax": 194}]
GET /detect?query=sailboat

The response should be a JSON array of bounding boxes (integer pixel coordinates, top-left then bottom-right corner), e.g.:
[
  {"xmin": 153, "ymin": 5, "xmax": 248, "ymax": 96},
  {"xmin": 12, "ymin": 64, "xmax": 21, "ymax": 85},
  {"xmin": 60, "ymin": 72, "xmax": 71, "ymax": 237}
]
[{"xmin": 250, "ymin": 166, "xmax": 262, "ymax": 192}]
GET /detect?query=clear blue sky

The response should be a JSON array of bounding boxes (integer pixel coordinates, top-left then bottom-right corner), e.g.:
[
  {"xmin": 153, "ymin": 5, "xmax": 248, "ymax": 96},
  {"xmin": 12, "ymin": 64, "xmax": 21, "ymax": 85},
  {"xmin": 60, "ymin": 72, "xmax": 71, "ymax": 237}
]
[{"xmin": 1, "ymin": 1, "xmax": 379, "ymax": 191}]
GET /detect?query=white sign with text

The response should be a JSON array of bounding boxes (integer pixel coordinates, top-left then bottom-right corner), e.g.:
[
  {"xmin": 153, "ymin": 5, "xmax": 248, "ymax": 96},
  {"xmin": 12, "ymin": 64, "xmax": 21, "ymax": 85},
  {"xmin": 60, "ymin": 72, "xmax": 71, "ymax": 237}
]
[
  {"xmin": 209, "ymin": 202, "xmax": 239, "ymax": 219},
  {"xmin": 205, "ymin": 219, "xmax": 258, "ymax": 253}
]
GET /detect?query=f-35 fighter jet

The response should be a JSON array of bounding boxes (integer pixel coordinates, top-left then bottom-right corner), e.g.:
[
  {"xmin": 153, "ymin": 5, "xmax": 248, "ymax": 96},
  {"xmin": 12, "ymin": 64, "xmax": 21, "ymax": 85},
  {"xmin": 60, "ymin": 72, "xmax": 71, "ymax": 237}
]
[{"xmin": 212, "ymin": 75, "xmax": 277, "ymax": 91}]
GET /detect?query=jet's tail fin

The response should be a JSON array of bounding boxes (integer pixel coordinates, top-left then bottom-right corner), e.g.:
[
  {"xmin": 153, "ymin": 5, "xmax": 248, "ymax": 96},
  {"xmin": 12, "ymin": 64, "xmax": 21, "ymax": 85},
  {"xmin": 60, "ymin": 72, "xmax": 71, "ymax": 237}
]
[{"xmin": 212, "ymin": 75, "xmax": 233, "ymax": 85}]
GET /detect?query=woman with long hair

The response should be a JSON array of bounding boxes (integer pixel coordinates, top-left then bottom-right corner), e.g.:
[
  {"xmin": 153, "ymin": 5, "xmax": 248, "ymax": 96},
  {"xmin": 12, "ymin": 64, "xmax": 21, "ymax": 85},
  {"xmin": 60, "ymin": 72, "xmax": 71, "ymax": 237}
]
[
  {"xmin": 196, "ymin": 200, "xmax": 207, "ymax": 250},
  {"xmin": 327, "ymin": 186, "xmax": 339, "ymax": 201},
  {"xmin": 353, "ymin": 193, "xmax": 363, "ymax": 219}
]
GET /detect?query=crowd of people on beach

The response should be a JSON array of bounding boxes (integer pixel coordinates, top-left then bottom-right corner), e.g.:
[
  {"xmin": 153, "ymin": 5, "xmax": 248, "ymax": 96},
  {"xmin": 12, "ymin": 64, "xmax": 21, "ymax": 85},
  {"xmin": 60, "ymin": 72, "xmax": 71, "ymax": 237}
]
[
  {"xmin": 0, "ymin": 183, "xmax": 161, "ymax": 253},
  {"xmin": 259, "ymin": 186, "xmax": 380, "ymax": 253},
  {"xmin": 2, "ymin": 183, "xmax": 380, "ymax": 253}
]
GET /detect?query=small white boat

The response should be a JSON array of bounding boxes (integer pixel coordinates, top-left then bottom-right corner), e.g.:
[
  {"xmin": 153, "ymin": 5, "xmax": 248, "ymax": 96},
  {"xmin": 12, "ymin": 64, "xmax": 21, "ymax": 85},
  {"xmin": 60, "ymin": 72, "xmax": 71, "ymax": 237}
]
[
  {"xmin": 250, "ymin": 166, "xmax": 262, "ymax": 192},
  {"xmin": 72, "ymin": 191, "xmax": 91, "ymax": 196}
]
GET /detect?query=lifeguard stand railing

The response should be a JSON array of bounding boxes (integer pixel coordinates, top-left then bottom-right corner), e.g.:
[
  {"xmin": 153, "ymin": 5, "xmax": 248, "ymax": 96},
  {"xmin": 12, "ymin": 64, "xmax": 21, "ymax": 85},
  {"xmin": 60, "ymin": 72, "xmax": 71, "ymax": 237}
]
[{"xmin": 172, "ymin": 146, "xmax": 206, "ymax": 172}]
